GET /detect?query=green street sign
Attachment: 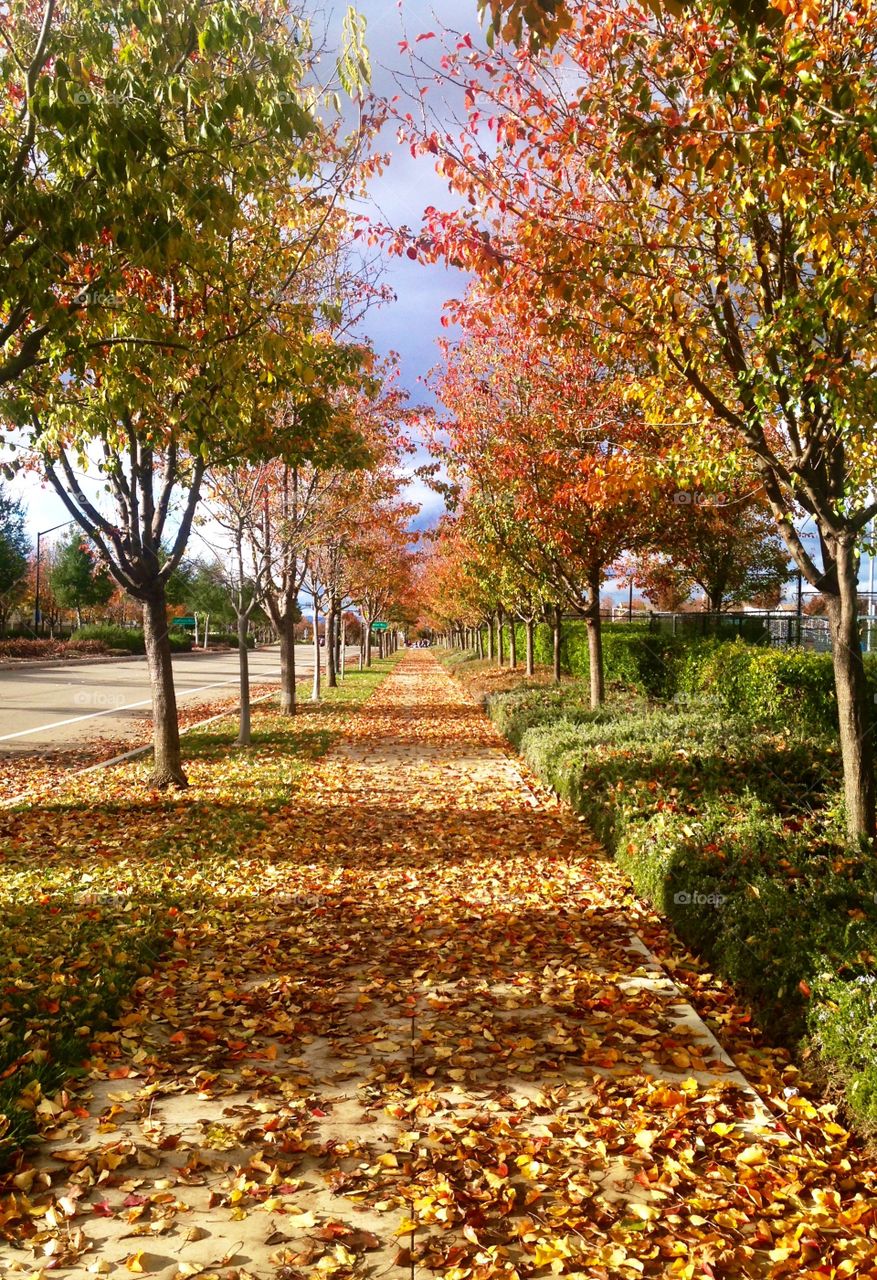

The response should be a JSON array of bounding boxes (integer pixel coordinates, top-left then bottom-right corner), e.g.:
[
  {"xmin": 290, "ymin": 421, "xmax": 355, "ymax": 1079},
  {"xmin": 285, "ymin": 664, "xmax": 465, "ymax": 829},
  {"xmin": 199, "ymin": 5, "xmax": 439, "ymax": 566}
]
[
  {"xmin": 372, "ymin": 622, "xmax": 390, "ymax": 632},
  {"xmin": 172, "ymin": 616, "xmax": 197, "ymax": 628}
]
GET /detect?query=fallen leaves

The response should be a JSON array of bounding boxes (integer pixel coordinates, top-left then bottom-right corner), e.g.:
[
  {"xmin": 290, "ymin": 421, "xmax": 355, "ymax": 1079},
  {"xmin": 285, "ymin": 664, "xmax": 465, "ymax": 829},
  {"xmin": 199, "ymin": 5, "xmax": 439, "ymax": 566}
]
[{"xmin": 0, "ymin": 654, "xmax": 876, "ymax": 1278}]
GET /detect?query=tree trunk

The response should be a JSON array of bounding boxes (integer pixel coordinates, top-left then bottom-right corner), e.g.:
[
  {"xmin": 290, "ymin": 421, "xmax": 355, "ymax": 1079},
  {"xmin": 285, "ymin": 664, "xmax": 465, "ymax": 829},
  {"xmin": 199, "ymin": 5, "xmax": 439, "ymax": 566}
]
[
  {"xmin": 142, "ymin": 590, "xmax": 187, "ymax": 788},
  {"xmin": 586, "ymin": 607, "xmax": 605, "ymax": 708},
  {"xmin": 237, "ymin": 611, "xmax": 251, "ymax": 746},
  {"xmin": 203, "ymin": 613, "xmax": 210, "ymax": 650},
  {"xmin": 826, "ymin": 541, "xmax": 876, "ymax": 842},
  {"xmin": 336, "ymin": 606, "xmax": 343, "ymax": 676},
  {"xmin": 497, "ymin": 605, "xmax": 505, "ymax": 667},
  {"xmin": 312, "ymin": 594, "xmax": 321, "ymax": 702},
  {"xmin": 586, "ymin": 566, "xmax": 606, "ymax": 709},
  {"xmin": 327, "ymin": 602, "xmax": 337, "ymax": 689},
  {"xmin": 278, "ymin": 609, "xmax": 297, "ymax": 716},
  {"xmin": 76, "ymin": 604, "xmax": 82, "ymax": 629},
  {"xmin": 509, "ymin": 618, "xmax": 518, "ymax": 670},
  {"xmin": 553, "ymin": 605, "xmax": 563, "ymax": 684},
  {"xmin": 487, "ymin": 617, "xmax": 495, "ymax": 662},
  {"xmin": 525, "ymin": 618, "xmax": 535, "ymax": 677},
  {"xmin": 477, "ymin": 626, "xmax": 484, "ymax": 660},
  {"xmin": 365, "ymin": 621, "xmax": 373, "ymax": 667}
]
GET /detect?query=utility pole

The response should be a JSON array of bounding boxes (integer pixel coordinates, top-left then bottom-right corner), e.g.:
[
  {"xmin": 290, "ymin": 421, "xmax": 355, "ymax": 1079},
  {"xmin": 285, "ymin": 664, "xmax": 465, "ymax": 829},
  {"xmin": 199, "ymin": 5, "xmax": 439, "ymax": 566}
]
[
  {"xmin": 34, "ymin": 520, "xmax": 76, "ymax": 636},
  {"xmin": 868, "ymin": 517, "xmax": 876, "ymax": 653}
]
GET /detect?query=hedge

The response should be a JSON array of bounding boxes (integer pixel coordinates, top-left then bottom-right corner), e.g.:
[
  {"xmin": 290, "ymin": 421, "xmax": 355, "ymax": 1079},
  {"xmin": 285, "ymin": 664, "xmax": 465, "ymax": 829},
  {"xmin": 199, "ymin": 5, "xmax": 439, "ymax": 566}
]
[
  {"xmin": 70, "ymin": 624, "xmax": 193, "ymax": 654},
  {"xmin": 505, "ymin": 619, "xmax": 877, "ymax": 738},
  {"xmin": 483, "ymin": 685, "xmax": 877, "ymax": 1130}
]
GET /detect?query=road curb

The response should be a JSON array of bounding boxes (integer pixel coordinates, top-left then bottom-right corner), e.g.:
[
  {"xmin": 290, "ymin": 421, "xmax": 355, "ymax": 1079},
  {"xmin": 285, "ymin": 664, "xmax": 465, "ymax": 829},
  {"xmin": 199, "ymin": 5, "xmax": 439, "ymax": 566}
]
[{"xmin": 0, "ymin": 644, "xmax": 278, "ymax": 673}]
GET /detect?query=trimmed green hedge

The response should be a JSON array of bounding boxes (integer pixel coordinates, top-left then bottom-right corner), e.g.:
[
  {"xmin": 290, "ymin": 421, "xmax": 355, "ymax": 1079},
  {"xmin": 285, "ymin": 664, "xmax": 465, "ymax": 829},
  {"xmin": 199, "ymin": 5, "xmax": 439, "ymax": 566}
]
[
  {"xmin": 208, "ymin": 632, "xmax": 257, "ymax": 650},
  {"xmin": 70, "ymin": 624, "xmax": 193, "ymax": 654},
  {"xmin": 484, "ymin": 684, "xmax": 877, "ymax": 1130},
  {"xmin": 513, "ymin": 621, "xmax": 686, "ymax": 697},
  {"xmin": 509, "ymin": 620, "xmax": 877, "ymax": 738}
]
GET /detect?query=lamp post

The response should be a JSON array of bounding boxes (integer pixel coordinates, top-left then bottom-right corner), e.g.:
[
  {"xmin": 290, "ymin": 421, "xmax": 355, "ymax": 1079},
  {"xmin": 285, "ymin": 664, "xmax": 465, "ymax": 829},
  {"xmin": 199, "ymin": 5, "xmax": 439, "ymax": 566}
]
[
  {"xmin": 867, "ymin": 516, "xmax": 876, "ymax": 653},
  {"xmin": 34, "ymin": 520, "xmax": 76, "ymax": 636}
]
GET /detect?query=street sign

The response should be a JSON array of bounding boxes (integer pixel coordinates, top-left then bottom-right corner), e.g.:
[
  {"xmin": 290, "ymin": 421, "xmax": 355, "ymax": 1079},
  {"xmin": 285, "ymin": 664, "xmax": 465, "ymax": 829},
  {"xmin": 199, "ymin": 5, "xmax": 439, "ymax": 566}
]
[
  {"xmin": 372, "ymin": 622, "xmax": 390, "ymax": 632},
  {"xmin": 172, "ymin": 616, "xmax": 197, "ymax": 629}
]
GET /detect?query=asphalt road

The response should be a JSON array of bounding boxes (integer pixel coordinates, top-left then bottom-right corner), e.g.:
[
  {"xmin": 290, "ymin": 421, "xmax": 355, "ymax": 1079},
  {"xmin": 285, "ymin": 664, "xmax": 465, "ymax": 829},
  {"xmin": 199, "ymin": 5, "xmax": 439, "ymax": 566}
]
[{"xmin": 0, "ymin": 646, "xmax": 356, "ymax": 753}]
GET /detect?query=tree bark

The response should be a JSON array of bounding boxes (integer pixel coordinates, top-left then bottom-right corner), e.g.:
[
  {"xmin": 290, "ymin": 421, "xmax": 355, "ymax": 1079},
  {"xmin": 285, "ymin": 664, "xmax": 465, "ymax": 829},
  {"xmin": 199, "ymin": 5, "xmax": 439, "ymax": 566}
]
[
  {"xmin": 586, "ymin": 565, "xmax": 606, "ymax": 709},
  {"xmin": 278, "ymin": 609, "xmax": 297, "ymax": 716},
  {"xmin": 237, "ymin": 611, "xmax": 251, "ymax": 746},
  {"xmin": 525, "ymin": 618, "xmax": 535, "ymax": 677},
  {"xmin": 497, "ymin": 605, "xmax": 505, "ymax": 667},
  {"xmin": 142, "ymin": 590, "xmax": 187, "ymax": 788},
  {"xmin": 826, "ymin": 541, "xmax": 875, "ymax": 842},
  {"xmin": 327, "ymin": 601, "xmax": 337, "ymax": 688},
  {"xmin": 553, "ymin": 605, "xmax": 563, "ymax": 684},
  {"xmin": 312, "ymin": 593, "xmax": 321, "ymax": 702},
  {"xmin": 509, "ymin": 617, "xmax": 518, "ymax": 670},
  {"xmin": 487, "ymin": 617, "xmax": 495, "ymax": 662},
  {"xmin": 477, "ymin": 626, "xmax": 484, "ymax": 660},
  {"xmin": 365, "ymin": 620, "xmax": 373, "ymax": 667}
]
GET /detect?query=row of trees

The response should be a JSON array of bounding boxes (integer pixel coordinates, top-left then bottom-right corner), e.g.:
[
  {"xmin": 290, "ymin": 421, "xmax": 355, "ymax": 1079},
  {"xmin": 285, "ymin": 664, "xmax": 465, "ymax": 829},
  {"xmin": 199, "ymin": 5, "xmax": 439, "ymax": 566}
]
[
  {"xmin": 0, "ymin": 0, "xmax": 416, "ymax": 786},
  {"xmin": 404, "ymin": 0, "xmax": 877, "ymax": 841},
  {"xmin": 420, "ymin": 302, "xmax": 792, "ymax": 704}
]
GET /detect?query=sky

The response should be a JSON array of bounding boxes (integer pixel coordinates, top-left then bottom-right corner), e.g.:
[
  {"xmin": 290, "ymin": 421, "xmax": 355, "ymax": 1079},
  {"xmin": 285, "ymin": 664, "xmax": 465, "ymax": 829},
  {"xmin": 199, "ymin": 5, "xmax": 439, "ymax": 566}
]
[
  {"xmin": 329, "ymin": 0, "xmax": 475, "ymax": 531},
  {"xmin": 12, "ymin": 0, "xmax": 476, "ymax": 542}
]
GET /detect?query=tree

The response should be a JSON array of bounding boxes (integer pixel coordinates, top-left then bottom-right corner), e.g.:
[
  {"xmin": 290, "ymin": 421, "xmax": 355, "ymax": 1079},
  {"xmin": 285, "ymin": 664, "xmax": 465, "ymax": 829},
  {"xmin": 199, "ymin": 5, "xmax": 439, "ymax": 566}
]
[
  {"xmin": 49, "ymin": 532, "xmax": 113, "ymax": 627},
  {"xmin": 430, "ymin": 301, "xmax": 662, "ymax": 705},
  {"xmin": 410, "ymin": 0, "xmax": 877, "ymax": 837},
  {"xmin": 478, "ymin": 0, "xmax": 777, "ymax": 48},
  {"xmin": 203, "ymin": 466, "xmax": 272, "ymax": 745},
  {"xmin": 0, "ymin": 483, "xmax": 28, "ymax": 635},
  {"xmin": 638, "ymin": 488, "xmax": 790, "ymax": 613},
  {"xmin": 0, "ymin": 0, "xmax": 371, "ymax": 393},
  {"xmin": 8, "ymin": 5, "xmax": 373, "ymax": 788}
]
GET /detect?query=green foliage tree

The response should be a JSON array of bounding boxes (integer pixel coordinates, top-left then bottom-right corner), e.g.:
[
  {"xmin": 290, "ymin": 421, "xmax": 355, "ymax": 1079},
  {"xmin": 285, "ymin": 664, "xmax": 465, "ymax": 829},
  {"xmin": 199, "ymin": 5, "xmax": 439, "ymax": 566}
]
[
  {"xmin": 0, "ymin": 483, "xmax": 29, "ymax": 635},
  {"xmin": 5, "ymin": 0, "xmax": 374, "ymax": 788},
  {"xmin": 49, "ymin": 532, "xmax": 113, "ymax": 627},
  {"xmin": 0, "ymin": 0, "xmax": 370, "ymax": 395}
]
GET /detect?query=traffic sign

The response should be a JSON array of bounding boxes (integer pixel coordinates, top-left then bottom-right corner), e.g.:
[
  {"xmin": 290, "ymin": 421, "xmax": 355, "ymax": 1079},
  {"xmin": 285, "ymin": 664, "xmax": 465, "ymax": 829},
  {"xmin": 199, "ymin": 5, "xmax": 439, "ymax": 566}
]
[{"xmin": 372, "ymin": 622, "xmax": 390, "ymax": 632}]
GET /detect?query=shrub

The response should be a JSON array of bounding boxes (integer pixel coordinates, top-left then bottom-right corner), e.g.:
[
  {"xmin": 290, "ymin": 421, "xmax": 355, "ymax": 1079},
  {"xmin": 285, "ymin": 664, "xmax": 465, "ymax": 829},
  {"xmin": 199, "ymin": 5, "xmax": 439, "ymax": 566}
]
[
  {"xmin": 70, "ymin": 625, "xmax": 193, "ymax": 654},
  {"xmin": 675, "ymin": 642, "xmax": 877, "ymax": 737},
  {"xmin": 206, "ymin": 632, "xmax": 255, "ymax": 650},
  {"xmin": 65, "ymin": 638, "xmax": 108, "ymax": 654},
  {"xmin": 71, "ymin": 624, "xmax": 145, "ymax": 654},
  {"xmin": 484, "ymin": 685, "xmax": 877, "ymax": 1130}
]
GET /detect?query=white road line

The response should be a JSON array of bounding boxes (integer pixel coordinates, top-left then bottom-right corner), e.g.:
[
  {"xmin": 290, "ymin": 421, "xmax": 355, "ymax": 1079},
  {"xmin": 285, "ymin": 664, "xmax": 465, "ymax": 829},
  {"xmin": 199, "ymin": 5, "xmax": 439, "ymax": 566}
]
[{"xmin": 0, "ymin": 679, "xmax": 241, "ymax": 743}]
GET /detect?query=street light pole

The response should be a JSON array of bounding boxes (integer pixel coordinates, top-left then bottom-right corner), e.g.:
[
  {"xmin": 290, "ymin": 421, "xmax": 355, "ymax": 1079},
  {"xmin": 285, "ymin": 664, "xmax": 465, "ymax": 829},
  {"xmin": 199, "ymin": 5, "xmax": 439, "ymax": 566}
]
[
  {"xmin": 868, "ymin": 516, "xmax": 876, "ymax": 653},
  {"xmin": 34, "ymin": 520, "xmax": 76, "ymax": 636}
]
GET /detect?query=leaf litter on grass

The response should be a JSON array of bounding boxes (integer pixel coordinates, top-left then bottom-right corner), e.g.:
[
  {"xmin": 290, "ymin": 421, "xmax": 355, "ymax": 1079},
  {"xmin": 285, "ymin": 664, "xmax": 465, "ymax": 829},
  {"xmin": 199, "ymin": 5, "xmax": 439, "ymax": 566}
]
[{"xmin": 0, "ymin": 654, "xmax": 876, "ymax": 1279}]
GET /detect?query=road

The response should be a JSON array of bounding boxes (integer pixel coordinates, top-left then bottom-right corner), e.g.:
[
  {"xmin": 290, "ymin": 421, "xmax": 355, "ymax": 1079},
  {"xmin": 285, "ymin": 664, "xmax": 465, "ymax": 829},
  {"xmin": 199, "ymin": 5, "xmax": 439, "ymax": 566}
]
[{"xmin": 0, "ymin": 646, "xmax": 358, "ymax": 753}]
